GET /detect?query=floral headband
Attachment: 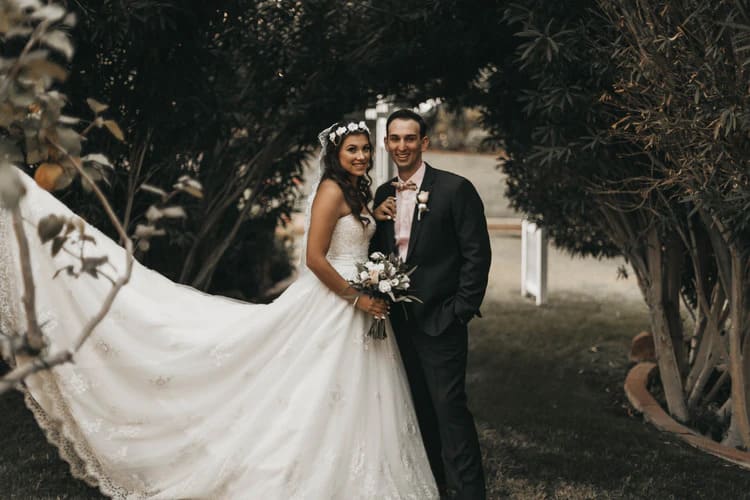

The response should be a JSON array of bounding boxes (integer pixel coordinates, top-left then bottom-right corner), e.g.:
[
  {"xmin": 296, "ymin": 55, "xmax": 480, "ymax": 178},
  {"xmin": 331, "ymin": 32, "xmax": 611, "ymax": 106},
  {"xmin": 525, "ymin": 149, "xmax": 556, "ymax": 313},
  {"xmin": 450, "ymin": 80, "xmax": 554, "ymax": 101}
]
[{"xmin": 328, "ymin": 121, "xmax": 370, "ymax": 146}]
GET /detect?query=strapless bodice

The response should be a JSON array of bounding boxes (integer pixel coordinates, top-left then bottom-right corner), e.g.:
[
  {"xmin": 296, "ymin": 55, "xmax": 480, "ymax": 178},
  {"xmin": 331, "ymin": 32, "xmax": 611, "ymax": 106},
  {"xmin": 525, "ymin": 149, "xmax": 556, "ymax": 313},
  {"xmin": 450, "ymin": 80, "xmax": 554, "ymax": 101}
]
[{"xmin": 326, "ymin": 213, "xmax": 375, "ymax": 268}]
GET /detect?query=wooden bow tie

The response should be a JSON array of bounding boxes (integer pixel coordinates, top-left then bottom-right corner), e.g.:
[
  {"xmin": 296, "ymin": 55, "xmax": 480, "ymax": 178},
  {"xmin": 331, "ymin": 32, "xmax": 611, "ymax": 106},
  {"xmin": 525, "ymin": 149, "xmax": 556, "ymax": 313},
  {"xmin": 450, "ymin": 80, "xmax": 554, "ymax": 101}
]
[{"xmin": 391, "ymin": 180, "xmax": 417, "ymax": 192}]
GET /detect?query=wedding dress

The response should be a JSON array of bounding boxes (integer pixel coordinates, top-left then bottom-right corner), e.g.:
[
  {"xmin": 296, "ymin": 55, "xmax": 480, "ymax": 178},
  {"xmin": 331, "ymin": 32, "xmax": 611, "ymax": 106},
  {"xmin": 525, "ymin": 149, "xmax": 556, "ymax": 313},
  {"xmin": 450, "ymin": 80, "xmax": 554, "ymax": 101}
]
[{"xmin": 0, "ymin": 170, "xmax": 439, "ymax": 499}]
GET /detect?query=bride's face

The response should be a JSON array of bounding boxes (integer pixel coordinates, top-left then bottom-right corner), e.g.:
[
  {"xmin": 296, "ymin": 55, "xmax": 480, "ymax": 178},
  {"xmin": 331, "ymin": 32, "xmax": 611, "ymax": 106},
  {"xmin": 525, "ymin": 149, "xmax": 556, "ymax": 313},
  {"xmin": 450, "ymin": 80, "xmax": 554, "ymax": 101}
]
[{"xmin": 338, "ymin": 133, "xmax": 371, "ymax": 182}]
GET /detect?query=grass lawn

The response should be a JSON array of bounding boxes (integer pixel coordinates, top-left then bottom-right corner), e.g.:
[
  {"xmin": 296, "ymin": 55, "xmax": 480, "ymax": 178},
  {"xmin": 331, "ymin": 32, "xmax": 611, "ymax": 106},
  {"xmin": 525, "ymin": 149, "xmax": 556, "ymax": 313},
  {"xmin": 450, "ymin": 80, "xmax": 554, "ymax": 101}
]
[
  {"xmin": 471, "ymin": 292, "xmax": 750, "ymax": 499},
  {"xmin": 2, "ymin": 290, "xmax": 750, "ymax": 498}
]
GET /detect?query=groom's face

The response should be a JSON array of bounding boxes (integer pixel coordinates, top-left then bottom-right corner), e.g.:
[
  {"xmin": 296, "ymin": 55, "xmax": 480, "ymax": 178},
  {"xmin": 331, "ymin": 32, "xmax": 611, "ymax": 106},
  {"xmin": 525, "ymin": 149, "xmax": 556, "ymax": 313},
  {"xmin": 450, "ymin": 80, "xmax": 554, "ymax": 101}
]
[{"xmin": 385, "ymin": 118, "xmax": 429, "ymax": 174}]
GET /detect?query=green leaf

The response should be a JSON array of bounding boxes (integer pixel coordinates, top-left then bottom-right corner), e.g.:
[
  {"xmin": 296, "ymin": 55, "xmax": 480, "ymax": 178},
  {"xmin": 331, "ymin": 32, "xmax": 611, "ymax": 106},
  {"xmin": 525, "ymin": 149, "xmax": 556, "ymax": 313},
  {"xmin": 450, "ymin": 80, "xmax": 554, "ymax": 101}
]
[
  {"xmin": 22, "ymin": 59, "xmax": 68, "ymax": 82},
  {"xmin": 86, "ymin": 98, "xmax": 108, "ymax": 114},
  {"xmin": 53, "ymin": 265, "xmax": 75, "ymax": 279},
  {"xmin": 37, "ymin": 214, "xmax": 65, "ymax": 243},
  {"xmin": 160, "ymin": 206, "xmax": 187, "ymax": 218},
  {"xmin": 55, "ymin": 127, "xmax": 82, "ymax": 157},
  {"xmin": 80, "ymin": 256, "xmax": 108, "ymax": 279},
  {"xmin": 103, "ymin": 120, "xmax": 125, "ymax": 141},
  {"xmin": 173, "ymin": 175, "xmax": 203, "ymax": 198},
  {"xmin": 30, "ymin": 4, "xmax": 66, "ymax": 23},
  {"xmin": 41, "ymin": 31, "xmax": 74, "ymax": 61},
  {"xmin": 82, "ymin": 153, "xmax": 113, "ymax": 168},
  {"xmin": 51, "ymin": 235, "xmax": 66, "ymax": 256},
  {"xmin": 139, "ymin": 183, "xmax": 168, "ymax": 199}
]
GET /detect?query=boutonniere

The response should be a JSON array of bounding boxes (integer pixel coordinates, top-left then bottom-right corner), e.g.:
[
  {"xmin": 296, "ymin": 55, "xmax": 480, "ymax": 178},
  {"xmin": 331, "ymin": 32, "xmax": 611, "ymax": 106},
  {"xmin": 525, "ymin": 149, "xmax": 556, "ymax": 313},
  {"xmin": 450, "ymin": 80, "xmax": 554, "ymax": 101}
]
[{"xmin": 416, "ymin": 190, "xmax": 430, "ymax": 221}]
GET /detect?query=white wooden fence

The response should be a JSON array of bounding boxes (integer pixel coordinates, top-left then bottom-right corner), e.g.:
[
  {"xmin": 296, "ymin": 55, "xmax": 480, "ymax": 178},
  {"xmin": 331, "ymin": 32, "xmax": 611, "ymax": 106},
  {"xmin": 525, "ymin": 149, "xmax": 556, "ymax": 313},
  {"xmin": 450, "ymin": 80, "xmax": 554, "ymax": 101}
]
[{"xmin": 521, "ymin": 220, "xmax": 548, "ymax": 305}]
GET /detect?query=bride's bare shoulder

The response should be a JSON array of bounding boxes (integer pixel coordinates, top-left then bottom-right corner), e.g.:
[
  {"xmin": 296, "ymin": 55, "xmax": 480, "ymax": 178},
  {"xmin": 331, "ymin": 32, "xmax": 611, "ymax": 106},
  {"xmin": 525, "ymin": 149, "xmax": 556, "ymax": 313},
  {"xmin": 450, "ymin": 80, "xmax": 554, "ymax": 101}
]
[
  {"xmin": 315, "ymin": 179, "xmax": 344, "ymax": 198},
  {"xmin": 311, "ymin": 179, "xmax": 347, "ymax": 217}
]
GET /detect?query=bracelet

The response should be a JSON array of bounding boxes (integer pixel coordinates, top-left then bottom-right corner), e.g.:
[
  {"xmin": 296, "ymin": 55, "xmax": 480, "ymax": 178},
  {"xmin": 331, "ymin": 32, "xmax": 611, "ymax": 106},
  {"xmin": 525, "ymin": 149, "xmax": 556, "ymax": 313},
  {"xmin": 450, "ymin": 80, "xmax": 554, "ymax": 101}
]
[{"xmin": 352, "ymin": 296, "xmax": 360, "ymax": 308}]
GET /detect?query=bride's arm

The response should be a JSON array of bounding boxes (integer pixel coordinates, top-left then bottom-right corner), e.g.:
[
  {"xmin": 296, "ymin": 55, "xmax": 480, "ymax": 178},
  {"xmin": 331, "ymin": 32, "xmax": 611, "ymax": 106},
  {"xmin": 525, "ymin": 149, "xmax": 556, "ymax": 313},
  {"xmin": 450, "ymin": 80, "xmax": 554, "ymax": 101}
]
[{"xmin": 306, "ymin": 180, "xmax": 389, "ymax": 319}]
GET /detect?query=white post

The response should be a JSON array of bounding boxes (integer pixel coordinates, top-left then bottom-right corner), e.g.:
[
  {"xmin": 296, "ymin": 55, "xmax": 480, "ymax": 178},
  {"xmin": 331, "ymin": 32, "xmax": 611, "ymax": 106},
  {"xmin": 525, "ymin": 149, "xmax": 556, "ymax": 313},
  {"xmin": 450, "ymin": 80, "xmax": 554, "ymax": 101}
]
[
  {"xmin": 366, "ymin": 98, "xmax": 393, "ymax": 187},
  {"xmin": 521, "ymin": 219, "xmax": 548, "ymax": 305}
]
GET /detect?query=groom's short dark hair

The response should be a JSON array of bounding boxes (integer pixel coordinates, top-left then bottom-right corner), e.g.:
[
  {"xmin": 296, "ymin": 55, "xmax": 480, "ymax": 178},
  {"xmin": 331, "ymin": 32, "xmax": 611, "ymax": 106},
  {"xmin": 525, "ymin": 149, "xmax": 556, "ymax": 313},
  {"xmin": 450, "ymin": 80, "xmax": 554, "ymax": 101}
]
[{"xmin": 386, "ymin": 109, "xmax": 427, "ymax": 138}]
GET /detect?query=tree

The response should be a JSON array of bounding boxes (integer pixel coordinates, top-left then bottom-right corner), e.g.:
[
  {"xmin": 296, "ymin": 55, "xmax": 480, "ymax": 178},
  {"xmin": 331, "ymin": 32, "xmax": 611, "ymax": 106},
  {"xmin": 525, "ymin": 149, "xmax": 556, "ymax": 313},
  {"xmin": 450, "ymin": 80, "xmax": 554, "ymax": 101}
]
[
  {"xmin": 600, "ymin": 0, "xmax": 750, "ymax": 448},
  {"xmin": 47, "ymin": 0, "xmax": 511, "ymax": 298}
]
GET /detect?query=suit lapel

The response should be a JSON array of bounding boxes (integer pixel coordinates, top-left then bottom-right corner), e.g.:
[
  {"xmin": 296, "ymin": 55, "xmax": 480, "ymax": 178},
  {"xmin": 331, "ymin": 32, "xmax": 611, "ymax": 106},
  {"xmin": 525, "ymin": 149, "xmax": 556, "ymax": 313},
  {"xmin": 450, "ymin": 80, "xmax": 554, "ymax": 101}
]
[
  {"xmin": 383, "ymin": 178, "xmax": 398, "ymax": 254},
  {"xmin": 405, "ymin": 164, "xmax": 436, "ymax": 263}
]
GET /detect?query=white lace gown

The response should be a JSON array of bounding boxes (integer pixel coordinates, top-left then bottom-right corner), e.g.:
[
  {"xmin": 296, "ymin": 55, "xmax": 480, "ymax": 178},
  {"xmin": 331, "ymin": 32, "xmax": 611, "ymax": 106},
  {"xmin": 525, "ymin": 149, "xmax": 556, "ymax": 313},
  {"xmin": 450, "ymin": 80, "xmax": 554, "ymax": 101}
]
[{"xmin": 0, "ymin": 171, "xmax": 438, "ymax": 500}]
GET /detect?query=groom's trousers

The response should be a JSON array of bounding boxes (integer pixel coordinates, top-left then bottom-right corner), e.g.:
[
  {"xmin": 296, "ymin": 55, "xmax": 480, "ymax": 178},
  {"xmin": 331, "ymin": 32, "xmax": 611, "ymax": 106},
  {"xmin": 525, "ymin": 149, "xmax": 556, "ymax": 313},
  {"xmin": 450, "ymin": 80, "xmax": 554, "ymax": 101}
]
[{"xmin": 392, "ymin": 315, "xmax": 486, "ymax": 500}]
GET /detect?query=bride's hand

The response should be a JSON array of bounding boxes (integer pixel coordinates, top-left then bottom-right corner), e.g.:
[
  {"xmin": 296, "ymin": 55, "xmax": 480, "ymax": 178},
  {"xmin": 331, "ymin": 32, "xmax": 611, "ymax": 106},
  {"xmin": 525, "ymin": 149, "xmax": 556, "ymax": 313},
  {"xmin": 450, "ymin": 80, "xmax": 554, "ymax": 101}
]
[
  {"xmin": 355, "ymin": 296, "xmax": 390, "ymax": 320},
  {"xmin": 373, "ymin": 196, "xmax": 396, "ymax": 221}
]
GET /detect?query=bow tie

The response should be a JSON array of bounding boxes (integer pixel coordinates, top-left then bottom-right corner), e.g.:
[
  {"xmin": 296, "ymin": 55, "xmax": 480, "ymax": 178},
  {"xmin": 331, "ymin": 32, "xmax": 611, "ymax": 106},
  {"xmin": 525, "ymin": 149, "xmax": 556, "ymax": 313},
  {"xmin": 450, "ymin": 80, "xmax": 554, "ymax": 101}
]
[{"xmin": 391, "ymin": 179, "xmax": 418, "ymax": 192}]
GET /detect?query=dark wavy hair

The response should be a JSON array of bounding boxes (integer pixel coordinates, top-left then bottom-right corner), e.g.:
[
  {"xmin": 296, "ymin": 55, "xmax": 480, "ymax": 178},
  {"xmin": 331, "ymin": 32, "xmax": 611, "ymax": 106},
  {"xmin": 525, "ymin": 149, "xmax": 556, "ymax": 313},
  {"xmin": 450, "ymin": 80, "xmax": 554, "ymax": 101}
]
[{"xmin": 320, "ymin": 123, "xmax": 374, "ymax": 226}]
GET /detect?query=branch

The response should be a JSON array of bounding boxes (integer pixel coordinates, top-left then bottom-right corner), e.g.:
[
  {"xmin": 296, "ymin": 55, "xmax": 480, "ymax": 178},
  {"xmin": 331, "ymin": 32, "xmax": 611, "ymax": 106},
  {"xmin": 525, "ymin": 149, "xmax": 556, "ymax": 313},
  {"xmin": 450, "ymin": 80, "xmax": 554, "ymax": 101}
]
[
  {"xmin": 10, "ymin": 207, "xmax": 44, "ymax": 352},
  {"xmin": 0, "ymin": 143, "xmax": 136, "ymax": 395},
  {"xmin": 0, "ymin": 350, "xmax": 72, "ymax": 394}
]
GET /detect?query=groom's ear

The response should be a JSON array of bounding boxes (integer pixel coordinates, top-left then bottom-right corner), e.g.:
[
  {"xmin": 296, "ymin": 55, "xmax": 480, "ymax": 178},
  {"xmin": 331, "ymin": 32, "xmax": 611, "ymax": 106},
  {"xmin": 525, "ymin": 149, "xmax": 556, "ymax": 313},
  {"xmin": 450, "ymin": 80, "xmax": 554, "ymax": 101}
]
[{"xmin": 420, "ymin": 135, "xmax": 429, "ymax": 151}]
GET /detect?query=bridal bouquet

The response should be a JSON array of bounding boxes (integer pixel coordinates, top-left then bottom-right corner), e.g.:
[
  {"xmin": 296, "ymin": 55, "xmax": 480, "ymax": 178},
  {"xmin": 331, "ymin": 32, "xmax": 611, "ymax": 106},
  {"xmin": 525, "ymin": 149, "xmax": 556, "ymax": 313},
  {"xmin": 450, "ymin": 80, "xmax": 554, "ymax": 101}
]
[{"xmin": 349, "ymin": 252, "xmax": 421, "ymax": 339}]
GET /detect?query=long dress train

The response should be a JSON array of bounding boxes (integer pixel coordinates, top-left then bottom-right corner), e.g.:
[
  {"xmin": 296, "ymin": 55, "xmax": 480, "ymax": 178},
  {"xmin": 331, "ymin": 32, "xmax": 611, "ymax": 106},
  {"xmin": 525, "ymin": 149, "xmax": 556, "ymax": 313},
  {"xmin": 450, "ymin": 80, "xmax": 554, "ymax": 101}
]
[{"xmin": 0, "ymin": 170, "xmax": 438, "ymax": 499}]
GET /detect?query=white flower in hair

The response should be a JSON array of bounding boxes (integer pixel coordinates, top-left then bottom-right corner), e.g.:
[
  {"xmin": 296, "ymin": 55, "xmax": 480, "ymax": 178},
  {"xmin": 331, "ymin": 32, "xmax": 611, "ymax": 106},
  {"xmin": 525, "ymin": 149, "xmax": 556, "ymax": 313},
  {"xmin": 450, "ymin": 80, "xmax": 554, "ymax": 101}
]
[
  {"xmin": 336, "ymin": 126, "xmax": 347, "ymax": 136},
  {"xmin": 359, "ymin": 120, "xmax": 367, "ymax": 129},
  {"xmin": 347, "ymin": 122, "xmax": 359, "ymax": 132},
  {"xmin": 329, "ymin": 132, "xmax": 336, "ymax": 143}
]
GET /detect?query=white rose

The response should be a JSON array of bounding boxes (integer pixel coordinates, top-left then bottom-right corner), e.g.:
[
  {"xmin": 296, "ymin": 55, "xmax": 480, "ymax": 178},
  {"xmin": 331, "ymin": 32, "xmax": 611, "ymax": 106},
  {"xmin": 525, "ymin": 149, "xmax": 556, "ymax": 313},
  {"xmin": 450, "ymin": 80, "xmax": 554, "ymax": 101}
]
[
  {"xmin": 417, "ymin": 191, "xmax": 429, "ymax": 203},
  {"xmin": 358, "ymin": 120, "xmax": 366, "ymax": 129},
  {"xmin": 403, "ymin": 282, "xmax": 410, "ymax": 289},
  {"xmin": 378, "ymin": 280, "xmax": 392, "ymax": 293},
  {"xmin": 336, "ymin": 126, "xmax": 347, "ymax": 136},
  {"xmin": 360, "ymin": 270, "xmax": 369, "ymax": 281},
  {"xmin": 375, "ymin": 263, "xmax": 385, "ymax": 272},
  {"xmin": 370, "ymin": 251, "xmax": 384, "ymax": 260},
  {"xmin": 347, "ymin": 122, "xmax": 358, "ymax": 131},
  {"xmin": 390, "ymin": 278, "xmax": 399, "ymax": 286}
]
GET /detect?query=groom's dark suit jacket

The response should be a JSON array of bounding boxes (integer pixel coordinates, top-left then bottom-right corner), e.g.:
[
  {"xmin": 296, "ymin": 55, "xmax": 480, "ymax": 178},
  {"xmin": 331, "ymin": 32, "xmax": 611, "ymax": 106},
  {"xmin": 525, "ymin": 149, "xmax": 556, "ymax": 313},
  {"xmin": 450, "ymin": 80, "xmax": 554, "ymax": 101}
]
[{"xmin": 370, "ymin": 164, "xmax": 492, "ymax": 336}]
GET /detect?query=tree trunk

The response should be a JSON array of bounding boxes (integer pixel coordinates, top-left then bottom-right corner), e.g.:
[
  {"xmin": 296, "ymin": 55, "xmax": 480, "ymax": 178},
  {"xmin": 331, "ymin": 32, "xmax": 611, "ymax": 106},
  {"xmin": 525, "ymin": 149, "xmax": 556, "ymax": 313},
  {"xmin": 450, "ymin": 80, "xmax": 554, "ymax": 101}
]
[
  {"xmin": 728, "ymin": 246, "xmax": 750, "ymax": 448},
  {"xmin": 686, "ymin": 287, "xmax": 727, "ymax": 408},
  {"xmin": 663, "ymin": 232, "xmax": 687, "ymax": 375},
  {"xmin": 644, "ymin": 226, "xmax": 689, "ymax": 422}
]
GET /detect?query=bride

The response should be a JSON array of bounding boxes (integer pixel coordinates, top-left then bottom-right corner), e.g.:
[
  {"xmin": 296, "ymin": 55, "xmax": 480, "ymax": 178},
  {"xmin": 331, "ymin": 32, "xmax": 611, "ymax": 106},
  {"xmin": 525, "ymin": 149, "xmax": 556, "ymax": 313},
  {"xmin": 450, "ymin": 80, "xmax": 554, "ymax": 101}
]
[{"xmin": 0, "ymin": 122, "xmax": 439, "ymax": 499}]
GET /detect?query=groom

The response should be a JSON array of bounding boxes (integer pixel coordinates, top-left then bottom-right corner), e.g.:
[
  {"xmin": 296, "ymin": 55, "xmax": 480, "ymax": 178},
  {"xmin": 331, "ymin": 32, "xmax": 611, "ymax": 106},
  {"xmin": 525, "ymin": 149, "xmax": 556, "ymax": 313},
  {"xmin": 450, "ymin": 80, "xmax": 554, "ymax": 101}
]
[{"xmin": 371, "ymin": 109, "xmax": 491, "ymax": 500}]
